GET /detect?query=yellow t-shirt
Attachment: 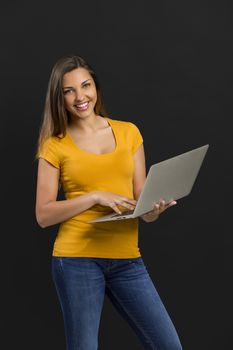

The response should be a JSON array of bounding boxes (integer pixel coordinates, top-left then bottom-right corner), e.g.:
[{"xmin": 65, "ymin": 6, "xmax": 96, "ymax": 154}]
[{"xmin": 38, "ymin": 116, "xmax": 143, "ymax": 258}]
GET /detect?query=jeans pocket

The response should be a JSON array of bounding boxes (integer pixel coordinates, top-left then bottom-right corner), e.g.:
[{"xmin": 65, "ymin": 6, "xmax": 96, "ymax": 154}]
[{"xmin": 130, "ymin": 257, "xmax": 144, "ymax": 265}]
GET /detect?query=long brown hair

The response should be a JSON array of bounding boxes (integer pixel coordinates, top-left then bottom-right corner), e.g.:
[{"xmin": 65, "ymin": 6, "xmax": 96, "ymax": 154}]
[{"xmin": 34, "ymin": 54, "xmax": 108, "ymax": 160}]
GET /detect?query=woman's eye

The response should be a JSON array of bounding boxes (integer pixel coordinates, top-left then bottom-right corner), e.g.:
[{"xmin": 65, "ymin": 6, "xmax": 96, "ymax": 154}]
[
  {"xmin": 64, "ymin": 90, "xmax": 73, "ymax": 94},
  {"xmin": 83, "ymin": 83, "xmax": 90, "ymax": 88}
]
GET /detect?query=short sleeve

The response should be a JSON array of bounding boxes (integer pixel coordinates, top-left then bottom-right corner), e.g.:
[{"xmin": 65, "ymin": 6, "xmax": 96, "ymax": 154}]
[
  {"xmin": 128, "ymin": 122, "xmax": 143, "ymax": 154},
  {"xmin": 38, "ymin": 137, "xmax": 60, "ymax": 169}
]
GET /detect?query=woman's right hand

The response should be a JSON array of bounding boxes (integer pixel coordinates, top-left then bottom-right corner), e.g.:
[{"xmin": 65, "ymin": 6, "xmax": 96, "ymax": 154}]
[{"xmin": 92, "ymin": 191, "xmax": 137, "ymax": 214}]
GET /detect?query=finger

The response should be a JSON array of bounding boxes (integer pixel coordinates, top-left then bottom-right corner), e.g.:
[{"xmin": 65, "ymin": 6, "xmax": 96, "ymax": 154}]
[
  {"xmin": 153, "ymin": 203, "xmax": 160, "ymax": 213},
  {"xmin": 153, "ymin": 201, "xmax": 160, "ymax": 208},
  {"xmin": 165, "ymin": 200, "xmax": 177, "ymax": 209},
  {"xmin": 124, "ymin": 201, "xmax": 136, "ymax": 209},
  {"xmin": 153, "ymin": 201, "xmax": 165, "ymax": 214},
  {"xmin": 122, "ymin": 197, "xmax": 137, "ymax": 205},
  {"xmin": 116, "ymin": 199, "xmax": 135, "ymax": 210},
  {"xmin": 168, "ymin": 198, "xmax": 177, "ymax": 205},
  {"xmin": 153, "ymin": 200, "xmax": 163, "ymax": 210},
  {"xmin": 111, "ymin": 203, "xmax": 122, "ymax": 214},
  {"xmin": 160, "ymin": 200, "xmax": 166, "ymax": 209}
]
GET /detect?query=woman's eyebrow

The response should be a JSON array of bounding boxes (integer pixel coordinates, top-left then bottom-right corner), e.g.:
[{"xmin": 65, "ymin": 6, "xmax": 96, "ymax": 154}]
[{"xmin": 63, "ymin": 79, "xmax": 91, "ymax": 89}]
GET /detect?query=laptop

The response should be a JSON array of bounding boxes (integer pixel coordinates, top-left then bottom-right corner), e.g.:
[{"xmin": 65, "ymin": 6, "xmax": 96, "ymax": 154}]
[{"xmin": 88, "ymin": 144, "xmax": 209, "ymax": 223}]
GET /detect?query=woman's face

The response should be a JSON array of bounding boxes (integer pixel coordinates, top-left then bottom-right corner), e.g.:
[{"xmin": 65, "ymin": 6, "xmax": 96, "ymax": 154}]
[{"xmin": 62, "ymin": 67, "xmax": 97, "ymax": 120}]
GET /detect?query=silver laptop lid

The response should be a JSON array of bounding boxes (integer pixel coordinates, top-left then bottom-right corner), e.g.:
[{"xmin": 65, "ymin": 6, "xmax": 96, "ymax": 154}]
[{"xmin": 133, "ymin": 144, "xmax": 209, "ymax": 218}]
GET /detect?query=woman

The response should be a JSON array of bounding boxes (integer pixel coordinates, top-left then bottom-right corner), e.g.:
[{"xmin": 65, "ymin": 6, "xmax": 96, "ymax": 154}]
[{"xmin": 35, "ymin": 55, "xmax": 183, "ymax": 350}]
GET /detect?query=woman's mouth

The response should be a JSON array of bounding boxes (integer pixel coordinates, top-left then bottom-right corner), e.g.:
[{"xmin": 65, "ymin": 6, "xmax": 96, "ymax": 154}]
[{"xmin": 74, "ymin": 102, "xmax": 89, "ymax": 111}]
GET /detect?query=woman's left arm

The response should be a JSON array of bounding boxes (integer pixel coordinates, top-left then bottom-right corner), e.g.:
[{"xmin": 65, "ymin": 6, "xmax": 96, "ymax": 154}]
[{"xmin": 132, "ymin": 145, "xmax": 177, "ymax": 223}]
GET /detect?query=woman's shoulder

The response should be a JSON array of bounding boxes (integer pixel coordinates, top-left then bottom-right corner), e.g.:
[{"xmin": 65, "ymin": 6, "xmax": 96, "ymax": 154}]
[
  {"xmin": 40, "ymin": 133, "xmax": 66, "ymax": 154},
  {"xmin": 107, "ymin": 116, "xmax": 138, "ymax": 130},
  {"xmin": 47, "ymin": 131, "xmax": 67, "ymax": 143},
  {"xmin": 108, "ymin": 117, "xmax": 143, "ymax": 152}
]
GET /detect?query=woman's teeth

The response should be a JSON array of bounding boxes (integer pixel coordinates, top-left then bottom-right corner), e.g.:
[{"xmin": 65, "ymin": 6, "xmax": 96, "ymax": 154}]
[{"xmin": 75, "ymin": 102, "xmax": 89, "ymax": 111}]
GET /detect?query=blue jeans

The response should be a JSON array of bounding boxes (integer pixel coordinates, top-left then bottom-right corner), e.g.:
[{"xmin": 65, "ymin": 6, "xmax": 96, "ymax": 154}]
[{"xmin": 51, "ymin": 256, "xmax": 183, "ymax": 350}]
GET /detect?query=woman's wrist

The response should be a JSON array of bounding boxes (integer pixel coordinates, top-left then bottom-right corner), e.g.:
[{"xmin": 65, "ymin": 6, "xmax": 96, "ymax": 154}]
[{"xmin": 90, "ymin": 191, "xmax": 99, "ymax": 205}]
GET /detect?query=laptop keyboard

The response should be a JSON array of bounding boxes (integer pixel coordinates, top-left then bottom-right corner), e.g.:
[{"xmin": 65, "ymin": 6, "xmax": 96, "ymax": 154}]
[{"xmin": 110, "ymin": 210, "xmax": 134, "ymax": 217}]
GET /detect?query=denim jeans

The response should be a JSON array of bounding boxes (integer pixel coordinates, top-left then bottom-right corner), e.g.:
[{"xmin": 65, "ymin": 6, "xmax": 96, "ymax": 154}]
[{"xmin": 51, "ymin": 256, "xmax": 183, "ymax": 350}]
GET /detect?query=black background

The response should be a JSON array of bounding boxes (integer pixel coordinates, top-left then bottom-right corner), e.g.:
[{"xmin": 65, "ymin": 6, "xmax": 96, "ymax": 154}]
[{"xmin": 1, "ymin": 0, "xmax": 231, "ymax": 349}]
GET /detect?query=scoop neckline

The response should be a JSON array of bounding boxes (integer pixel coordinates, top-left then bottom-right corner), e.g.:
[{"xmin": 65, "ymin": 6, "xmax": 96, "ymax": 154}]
[{"xmin": 66, "ymin": 117, "xmax": 118, "ymax": 156}]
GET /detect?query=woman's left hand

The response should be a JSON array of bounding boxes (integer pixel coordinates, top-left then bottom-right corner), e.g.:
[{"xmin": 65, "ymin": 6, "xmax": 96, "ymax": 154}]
[{"xmin": 140, "ymin": 199, "xmax": 177, "ymax": 223}]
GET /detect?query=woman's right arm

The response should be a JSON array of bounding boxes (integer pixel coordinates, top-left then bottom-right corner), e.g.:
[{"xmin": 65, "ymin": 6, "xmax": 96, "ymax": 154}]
[
  {"xmin": 35, "ymin": 159, "xmax": 137, "ymax": 228},
  {"xmin": 35, "ymin": 158, "xmax": 97, "ymax": 228}
]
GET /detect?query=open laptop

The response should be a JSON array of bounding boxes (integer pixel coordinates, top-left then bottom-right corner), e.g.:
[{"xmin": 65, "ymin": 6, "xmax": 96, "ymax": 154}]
[{"xmin": 88, "ymin": 144, "xmax": 209, "ymax": 223}]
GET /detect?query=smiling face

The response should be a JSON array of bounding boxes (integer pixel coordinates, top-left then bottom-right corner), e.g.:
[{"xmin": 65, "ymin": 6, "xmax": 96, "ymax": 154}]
[{"xmin": 62, "ymin": 67, "xmax": 98, "ymax": 122}]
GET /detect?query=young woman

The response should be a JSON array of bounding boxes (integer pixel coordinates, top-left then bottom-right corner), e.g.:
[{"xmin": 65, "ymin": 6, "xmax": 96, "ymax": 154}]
[{"xmin": 35, "ymin": 55, "xmax": 183, "ymax": 350}]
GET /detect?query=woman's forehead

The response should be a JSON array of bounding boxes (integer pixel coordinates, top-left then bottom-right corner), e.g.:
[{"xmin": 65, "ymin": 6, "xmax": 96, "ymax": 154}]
[{"xmin": 63, "ymin": 67, "xmax": 92, "ymax": 83}]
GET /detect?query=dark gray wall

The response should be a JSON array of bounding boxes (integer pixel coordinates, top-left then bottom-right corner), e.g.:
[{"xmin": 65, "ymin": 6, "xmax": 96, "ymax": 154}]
[{"xmin": 1, "ymin": 0, "xmax": 231, "ymax": 349}]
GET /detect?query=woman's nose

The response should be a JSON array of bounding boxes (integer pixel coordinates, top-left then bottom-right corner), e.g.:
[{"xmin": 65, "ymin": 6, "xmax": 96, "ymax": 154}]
[{"xmin": 74, "ymin": 89, "xmax": 85, "ymax": 101}]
